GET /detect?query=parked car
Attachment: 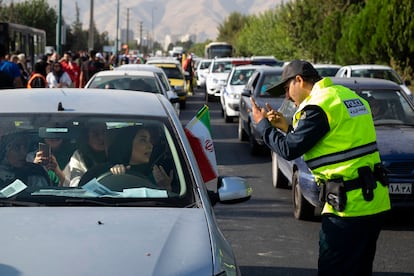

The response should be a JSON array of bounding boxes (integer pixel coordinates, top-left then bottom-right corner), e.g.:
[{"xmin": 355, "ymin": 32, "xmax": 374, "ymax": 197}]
[
  {"xmin": 272, "ymin": 77, "xmax": 414, "ymax": 220},
  {"xmin": 335, "ymin": 64, "xmax": 413, "ymax": 100},
  {"xmin": 312, "ymin": 64, "xmax": 342, "ymax": 77},
  {"xmin": 238, "ymin": 66, "xmax": 285, "ymax": 155},
  {"xmin": 0, "ymin": 88, "xmax": 252, "ymax": 276},
  {"xmin": 84, "ymin": 69, "xmax": 180, "ymax": 116},
  {"xmin": 220, "ymin": 64, "xmax": 261, "ymax": 123},
  {"xmin": 146, "ymin": 57, "xmax": 189, "ymax": 108},
  {"xmin": 114, "ymin": 64, "xmax": 181, "ymax": 115},
  {"xmin": 195, "ymin": 59, "xmax": 212, "ymax": 88}
]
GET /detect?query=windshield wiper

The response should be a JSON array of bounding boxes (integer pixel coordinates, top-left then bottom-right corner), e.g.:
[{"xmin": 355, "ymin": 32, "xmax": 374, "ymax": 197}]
[
  {"xmin": 65, "ymin": 198, "xmax": 116, "ymax": 206},
  {"xmin": 0, "ymin": 199, "xmax": 43, "ymax": 207}
]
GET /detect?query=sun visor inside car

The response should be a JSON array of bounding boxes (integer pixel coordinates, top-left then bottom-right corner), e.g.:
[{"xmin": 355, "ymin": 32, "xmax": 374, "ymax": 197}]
[{"xmin": 38, "ymin": 126, "xmax": 80, "ymax": 139}]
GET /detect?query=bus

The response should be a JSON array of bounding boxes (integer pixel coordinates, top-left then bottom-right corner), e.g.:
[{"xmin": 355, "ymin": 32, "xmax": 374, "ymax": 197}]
[
  {"xmin": 204, "ymin": 42, "xmax": 234, "ymax": 59},
  {"xmin": 0, "ymin": 22, "xmax": 46, "ymax": 71}
]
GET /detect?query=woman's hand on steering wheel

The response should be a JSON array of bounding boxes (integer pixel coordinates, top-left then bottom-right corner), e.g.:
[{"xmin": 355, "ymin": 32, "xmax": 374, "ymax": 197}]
[
  {"xmin": 110, "ymin": 164, "xmax": 131, "ymax": 175},
  {"xmin": 152, "ymin": 165, "xmax": 173, "ymax": 191}
]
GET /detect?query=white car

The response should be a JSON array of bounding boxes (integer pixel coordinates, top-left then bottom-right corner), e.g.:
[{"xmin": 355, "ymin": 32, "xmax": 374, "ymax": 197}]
[
  {"xmin": 312, "ymin": 63, "xmax": 342, "ymax": 77},
  {"xmin": 220, "ymin": 64, "xmax": 261, "ymax": 123},
  {"xmin": 205, "ymin": 57, "xmax": 235, "ymax": 101},
  {"xmin": 195, "ymin": 59, "xmax": 212, "ymax": 88},
  {"xmin": 0, "ymin": 88, "xmax": 251, "ymax": 276},
  {"xmin": 115, "ymin": 64, "xmax": 181, "ymax": 116},
  {"xmin": 335, "ymin": 64, "xmax": 413, "ymax": 100},
  {"xmin": 84, "ymin": 69, "xmax": 180, "ymax": 116}
]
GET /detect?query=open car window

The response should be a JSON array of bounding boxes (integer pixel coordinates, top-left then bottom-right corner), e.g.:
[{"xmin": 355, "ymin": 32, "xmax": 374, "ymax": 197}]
[{"xmin": 0, "ymin": 115, "xmax": 195, "ymax": 207}]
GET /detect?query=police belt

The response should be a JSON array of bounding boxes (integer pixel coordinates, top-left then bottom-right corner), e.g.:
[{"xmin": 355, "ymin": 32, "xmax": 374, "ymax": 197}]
[
  {"xmin": 319, "ymin": 164, "xmax": 388, "ymax": 211},
  {"xmin": 340, "ymin": 163, "xmax": 389, "ymax": 192}
]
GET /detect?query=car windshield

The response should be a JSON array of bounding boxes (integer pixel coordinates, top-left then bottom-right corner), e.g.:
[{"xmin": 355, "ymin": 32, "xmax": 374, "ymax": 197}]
[
  {"xmin": 160, "ymin": 66, "xmax": 183, "ymax": 79},
  {"xmin": 258, "ymin": 73, "xmax": 283, "ymax": 97},
  {"xmin": 0, "ymin": 115, "xmax": 194, "ymax": 207},
  {"xmin": 212, "ymin": 61, "xmax": 232, "ymax": 73},
  {"xmin": 280, "ymin": 88, "xmax": 414, "ymax": 126},
  {"xmin": 359, "ymin": 89, "xmax": 414, "ymax": 125},
  {"xmin": 199, "ymin": 61, "xmax": 211, "ymax": 70},
  {"xmin": 87, "ymin": 75, "xmax": 162, "ymax": 93},
  {"xmin": 351, "ymin": 69, "xmax": 403, "ymax": 84},
  {"xmin": 230, "ymin": 68, "xmax": 256, "ymax": 85}
]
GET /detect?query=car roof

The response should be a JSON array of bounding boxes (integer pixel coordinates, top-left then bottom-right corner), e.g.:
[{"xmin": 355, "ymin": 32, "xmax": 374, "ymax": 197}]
[
  {"xmin": 330, "ymin": 77, "xmax": 402, "ymax": 90},
  {"xmin": 252, "ymin": 66, "xmax": 284, "ymax": 73},
  {"xmin": 91, "ymin": 70, "xmax": 156, "ymax": 77},
  {"xmin": 313, "ymin": 64, "xmax": 342, "ymax": 68},
  {"xmin": 339, "ymin": 64, "xmax": 394, "ymax": 70},
  {"xmin": 115, "ymin": 64, "xmax": 165, "ymax": 73},
  {"xmin": 0, "ymin": 89, "xmax": 169, "ymax": 116},
  {"xmin": 146, "ymin": 58, "xmax": 180, "ymax": 65}
]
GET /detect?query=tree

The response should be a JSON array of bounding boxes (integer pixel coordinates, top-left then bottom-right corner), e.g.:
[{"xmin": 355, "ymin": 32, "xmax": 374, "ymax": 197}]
[{"xmin": 217, "ymin": 12, "xmax": 249, "ymax": 47}]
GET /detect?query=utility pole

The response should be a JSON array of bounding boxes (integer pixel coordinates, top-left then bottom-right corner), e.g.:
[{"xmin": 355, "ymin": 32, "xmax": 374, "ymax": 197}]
[
  {"xmin": 115, "ymin": 0, "xmax": 120, "ymax": 65},
  {"xmin": 88, "ymin": 0, "xmax": 94, "ymax": 50},
  {"xmin": 139, "ymin": 21, "xmax": 143, "ymax": 54},
  {"xmin": 126, "ymin": 8, "xmax": 130, "ymax": 47},
  {"xmin": 56, "ymin": 0, "xmax": 62, "ymax": 55}
]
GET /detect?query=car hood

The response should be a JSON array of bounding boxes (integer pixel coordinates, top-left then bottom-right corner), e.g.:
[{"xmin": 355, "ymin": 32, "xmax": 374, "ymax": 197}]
[
  {"xmin": 209, "ymin": 72, "xmax": 229, "ymax": 80},
  {"xmin": 227, "ymin": 85, "xmax": 245, "ymax": 94},
  {"xmin": 376, "ymin": 125, "xmax": 414, "ymax": 157},
  {"xmin": 0, "ymin": 207, "xmax": 212, "ymax": 276}
]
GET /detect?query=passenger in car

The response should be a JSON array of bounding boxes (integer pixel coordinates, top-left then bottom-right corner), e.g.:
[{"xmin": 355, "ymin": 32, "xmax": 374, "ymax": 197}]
[
  {"xmin": 27, "ymin": 138, "xmax": 77, "ymax": 186},
  {"xmin": 79, "ymin": 125, "xmax": 173, "ymax": 191},
  {"xmin": 66, "ymin": 123, "xmax": 108, "ymax": 187},
  {"xmin": 0, "ymin": 132, "xmax": 51, "ymax": 189}
]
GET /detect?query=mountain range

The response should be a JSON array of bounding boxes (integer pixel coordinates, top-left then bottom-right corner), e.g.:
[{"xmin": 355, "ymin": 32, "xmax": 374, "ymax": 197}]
[{"xmin": 5, "ymin": 0, "xmax": 283, "ymax": 44}]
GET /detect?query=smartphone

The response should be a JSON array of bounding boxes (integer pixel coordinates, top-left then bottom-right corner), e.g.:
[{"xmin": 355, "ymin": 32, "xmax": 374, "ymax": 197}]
[{"xmin": 38, "ymin": 142, "xmax": 51, "ymax": 158}]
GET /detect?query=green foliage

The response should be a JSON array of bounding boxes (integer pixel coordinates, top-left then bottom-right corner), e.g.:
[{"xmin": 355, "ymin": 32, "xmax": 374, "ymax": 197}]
[
  {"xmin": 0, "ymin": 0, "xmax": 58, "ymax": 46},
  {"xmin": 217, "ymin": 12, "xmax": 249, "ymax": 49},
  {"xmin": 0, "ymin": 0, "xmax": 109, "ymax": 53}
]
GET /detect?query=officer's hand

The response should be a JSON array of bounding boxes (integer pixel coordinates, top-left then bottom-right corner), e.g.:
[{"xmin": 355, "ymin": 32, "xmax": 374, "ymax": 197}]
[
  {"xmin": 250, "ymin": 97, "xmax": 267, "ymax": 124},
  {"xmin": 265, "ymin": 103, "xmax": 289, "ymax": 133}
]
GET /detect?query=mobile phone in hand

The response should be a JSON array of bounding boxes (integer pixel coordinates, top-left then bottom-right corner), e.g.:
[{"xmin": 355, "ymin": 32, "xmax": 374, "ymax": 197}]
[{"xmin": 38, "ymin": 142, "xmax": 51, "ymax": 158}]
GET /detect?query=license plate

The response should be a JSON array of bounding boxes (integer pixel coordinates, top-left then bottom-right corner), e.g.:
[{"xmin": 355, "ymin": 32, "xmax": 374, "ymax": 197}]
[{"xmin": 389, "ymin": 183, "xmax": 412, "ymax": 194}]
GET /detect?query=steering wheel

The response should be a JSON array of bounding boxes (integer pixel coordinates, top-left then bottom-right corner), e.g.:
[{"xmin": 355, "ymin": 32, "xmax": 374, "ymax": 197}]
[{"xmin": 96, "ymin": 171, "xmax": 156, "ymax": 192}]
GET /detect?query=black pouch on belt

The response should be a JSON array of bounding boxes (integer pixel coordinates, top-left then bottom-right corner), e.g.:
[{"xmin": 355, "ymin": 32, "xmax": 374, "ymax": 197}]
[
  {"xmin": 374, "ymin": 163, "xmax": 389, "ymax": 186},
  {"xmin": 358, "ymin": 166, "xmax": 377, "ymax": 201},
  {"xmin": 325, "ymin": 179, "xmax": 347, "ymax": 212}
]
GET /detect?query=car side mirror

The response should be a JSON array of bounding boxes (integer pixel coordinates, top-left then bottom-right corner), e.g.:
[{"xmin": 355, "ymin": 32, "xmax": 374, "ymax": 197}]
[
  {"xmin": 404, "ymin": 80, "xmax": 411, "ymax": 86},
  {"xmin": 241, "ymin": 87, "xmax": 252, "ymax": 97},
  {"xmin": 208, "ymin": 176, "xmax": 252, "ymax": 206}
]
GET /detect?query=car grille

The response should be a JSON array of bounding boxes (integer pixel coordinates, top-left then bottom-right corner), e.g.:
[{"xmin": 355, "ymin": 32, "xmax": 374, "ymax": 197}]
[{"xmin": 386, "ymin": 162, "xmax": 414, "ymax": 176}]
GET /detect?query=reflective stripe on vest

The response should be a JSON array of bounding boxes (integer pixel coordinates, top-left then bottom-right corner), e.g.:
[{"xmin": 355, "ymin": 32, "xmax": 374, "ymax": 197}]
[{"xmin": 306, "ymin": 142, "xmax": 378, "ymax": 170}]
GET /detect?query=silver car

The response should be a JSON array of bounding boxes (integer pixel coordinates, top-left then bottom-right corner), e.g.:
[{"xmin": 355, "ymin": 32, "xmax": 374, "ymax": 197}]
[
  {"xmin": 0, "ymin": 89, "xmax": 251, "ymax": 276},
  {"xmin": 85, "ymin": 69, "xmax": 180, "ymax": 116}
]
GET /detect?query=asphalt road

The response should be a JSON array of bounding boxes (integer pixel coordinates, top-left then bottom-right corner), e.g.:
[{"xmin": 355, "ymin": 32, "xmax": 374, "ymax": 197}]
[{"xmin": 180, "ymin": 88, "xmax": 414, "ymax": 276}]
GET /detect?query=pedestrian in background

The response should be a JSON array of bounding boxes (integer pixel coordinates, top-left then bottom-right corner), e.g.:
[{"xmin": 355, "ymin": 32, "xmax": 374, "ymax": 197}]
[
  {"xmin": 0, "ymin": 45, "xmax": 23, "ymax": 88},
  {"xmin": 27, "ymin": 60, "xmax": 48, "ymax": 88},
  {"xmin": 46, "ymin": 61, "xmax": 72, "ymax": 88},
  {"xmin": 250, "ymin": 59, "xmax": 391, "ymax": 275},
  {"xmin": 60, "ymin": 51, "xmax": 80, "ymax": 88}
]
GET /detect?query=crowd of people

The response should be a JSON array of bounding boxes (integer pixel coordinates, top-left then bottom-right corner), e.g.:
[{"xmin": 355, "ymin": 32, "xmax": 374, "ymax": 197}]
[
  {"xmin": 1, "ymin": 44, "xmax": 197, "ymax": 94},
  {"xmin": 0, "ymin": 47, "xmax": 131, "ymax": 89}
]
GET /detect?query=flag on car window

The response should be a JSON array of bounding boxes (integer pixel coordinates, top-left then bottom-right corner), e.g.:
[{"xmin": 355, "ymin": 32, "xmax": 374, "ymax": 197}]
[{"xmin": 184, "ymin": 105, "xmax": 218, "ymax": 182}]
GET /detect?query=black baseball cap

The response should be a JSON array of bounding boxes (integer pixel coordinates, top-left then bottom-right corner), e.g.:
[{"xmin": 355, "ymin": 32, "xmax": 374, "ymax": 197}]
[{"xmin": 267, "ymin": 59, "xmax": 321, "ymax": 96}]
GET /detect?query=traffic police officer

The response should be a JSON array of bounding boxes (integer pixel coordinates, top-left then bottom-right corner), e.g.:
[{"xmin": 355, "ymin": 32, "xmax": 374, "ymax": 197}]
[{"xmin": 250, "ymin": 60, "xmax": 391, "ymax": 275}]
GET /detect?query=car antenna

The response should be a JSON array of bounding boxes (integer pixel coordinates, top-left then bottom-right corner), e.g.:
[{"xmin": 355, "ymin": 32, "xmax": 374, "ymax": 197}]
[{"xmin": 57, "ymin": 102, "xmax": 65, "ymax": 111}]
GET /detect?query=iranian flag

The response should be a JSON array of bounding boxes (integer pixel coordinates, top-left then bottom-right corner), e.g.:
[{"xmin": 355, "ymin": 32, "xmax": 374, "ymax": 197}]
[{"xmin": 184, "ymin": 105, "xmax": 218, "ymax": 182}]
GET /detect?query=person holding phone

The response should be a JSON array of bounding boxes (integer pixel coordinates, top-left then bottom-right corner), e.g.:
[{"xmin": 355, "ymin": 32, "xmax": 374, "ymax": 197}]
[{"xmin": 28, "ymin": 138, "xmax": 76, "ymax": 186}]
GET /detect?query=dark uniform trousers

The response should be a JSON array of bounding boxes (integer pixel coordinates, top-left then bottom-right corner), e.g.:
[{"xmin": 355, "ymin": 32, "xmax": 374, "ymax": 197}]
[{"xmin": 318, "ymin": 212, "xmax": 386, "ymax": 276}]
